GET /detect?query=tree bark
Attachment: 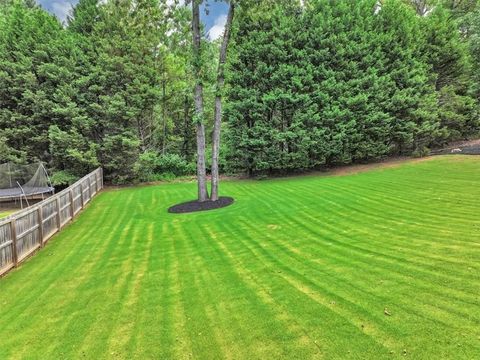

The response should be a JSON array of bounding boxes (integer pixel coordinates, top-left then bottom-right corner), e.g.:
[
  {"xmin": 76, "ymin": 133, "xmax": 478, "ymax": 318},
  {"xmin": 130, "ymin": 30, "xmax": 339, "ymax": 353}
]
[
  {"xmin": 192, "ymin": 0, "xmax": 209, "ymax": 202},
  {"xmin": 210, "ymin": 2, "xmax": 235, "ymax": 201},
  {"xmin": 161, "ymin": 75, "xmax": 167, "ymax": 155}
]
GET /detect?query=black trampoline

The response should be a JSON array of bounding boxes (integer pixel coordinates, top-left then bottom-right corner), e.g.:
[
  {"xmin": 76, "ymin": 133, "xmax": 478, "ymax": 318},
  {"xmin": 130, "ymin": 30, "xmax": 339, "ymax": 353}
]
[
  {"xmin": 0, "ymin": 163, "xmax": 54, "ymax": 208},
  {"xmin": 0, "ymin": 187, "xmax": 55, "ymax": 199}
]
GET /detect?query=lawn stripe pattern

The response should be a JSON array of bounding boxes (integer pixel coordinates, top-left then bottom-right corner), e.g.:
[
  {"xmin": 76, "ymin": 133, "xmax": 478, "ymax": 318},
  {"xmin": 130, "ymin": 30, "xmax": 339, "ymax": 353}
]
[{"xmin": 0, "ymin": 156, "xmax": 479, "ymax": 359}]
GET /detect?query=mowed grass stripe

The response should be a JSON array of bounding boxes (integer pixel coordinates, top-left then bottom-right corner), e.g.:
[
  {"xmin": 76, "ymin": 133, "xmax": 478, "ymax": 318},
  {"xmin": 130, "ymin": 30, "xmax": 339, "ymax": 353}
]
[
  {"xmin": 294, "ymin": 208, "xmax": 480, "ymax": 292},
  {"xmin": 212, "ymin": 224, "xmax": 323, "ymax": 359},
  {"xmin": 226, "ymin": 215, "xmax": 399, "ymax": 353},
  {"xmin": 240, "ymin": 189, "xmax": 477, "ymax": 296},
  {"xmin": 0, "ymin": 156, "xmax": 479, "ymax": 359},
  {"xmin": 270, "ymin": 183, "xmax": 478, "ymax": 316},
  {"xmin": 276, "ymin": 216, "xmax": 479, "ymax": 319},
  {"xmin": 0, "ymin": 195, "xmax": 116, "ymax": 337},
  {"xmin": 128, "ymin": 220, "xmax": 177, "ymax": 359},
  {"xmin": 247, "ymin": 213, "xmax": 477, "ymax": 333},
  {"xmin": 209, "ymin": 226, "xmax": 318, "ymax": 358},
  {"xmin": 219, "ymin": 218, "xmax": 393, "ymax": 356},
  {"xmin": 49, "ymin": 214, "xmax": 136, "ymax": 355},
  {"xmin": 0, "ymin": 194, "xmax": 125, "ymax": 358},
  {"xmin": 196, "ymin": 222, "xmax": 321, "ymax": 359},
  {"xmin": 202, "ymin": 222, "xmax": 318, "ymax": 359},
  {"xmin": 284, "ymin": 181, "xmax": 480, "ymax": 279}
]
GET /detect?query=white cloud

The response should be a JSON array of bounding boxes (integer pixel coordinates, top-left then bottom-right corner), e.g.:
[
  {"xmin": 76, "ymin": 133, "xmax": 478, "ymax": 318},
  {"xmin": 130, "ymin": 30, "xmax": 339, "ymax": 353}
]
[
  {"xmin": 207, "ymin": 14, "xmax": 227, "ymax": 41},
  {"xmin": 51, "ymin": 1, "xmax": 73, "ymax": 23}
]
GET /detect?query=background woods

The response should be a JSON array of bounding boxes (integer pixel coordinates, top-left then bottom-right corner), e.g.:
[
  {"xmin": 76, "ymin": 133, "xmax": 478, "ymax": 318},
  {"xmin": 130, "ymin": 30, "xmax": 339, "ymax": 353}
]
[
  {"xmin": 0, "ymin": 0, "xmax": 479, "ymax": 183},
  {"xmin": 225, "ymin": 0, "xmax": 480, "ymax": 174}
]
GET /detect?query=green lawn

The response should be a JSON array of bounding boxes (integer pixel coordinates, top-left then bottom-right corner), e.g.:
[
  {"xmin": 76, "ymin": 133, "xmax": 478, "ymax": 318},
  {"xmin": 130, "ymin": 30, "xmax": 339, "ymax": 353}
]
[
  {"xmin": 0, "ymin": 210, "xmax": 15, "ymax": 219},
  {"xmin": 0, "ymin": 156, "xmax": 479, "ymax": 359}
]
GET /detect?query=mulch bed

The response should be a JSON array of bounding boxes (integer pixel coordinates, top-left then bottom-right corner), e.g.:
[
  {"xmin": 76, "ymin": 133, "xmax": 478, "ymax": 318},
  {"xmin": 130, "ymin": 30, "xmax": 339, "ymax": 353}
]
[{"xmin": 168, "ymin": 196, "xmax": 234, "ymax": 214}]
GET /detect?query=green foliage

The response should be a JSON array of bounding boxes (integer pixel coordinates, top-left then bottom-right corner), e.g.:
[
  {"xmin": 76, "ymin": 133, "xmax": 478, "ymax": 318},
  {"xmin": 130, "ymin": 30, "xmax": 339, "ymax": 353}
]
[
  {"xmin": 0, "ymin": 135, "xmax": 25, "ymax": 163},
  {"xmin": 420, "ymin": 4, "xmax": 479, "ymax": 140},
  {"xmin": 411, "ymin": 146, "xmax": 431, "ymax": 158},
  {"xmin": 134, "ymin": 151, "xmax": 195, "ymax": 182},
  {"xmin": 463, "ymin": 5, "xmax": 480, "ymax": 116},
  {"xmin": 437, "ymin": 86, "xmax": 479, "ymax": 140},
  {"xmin": 102, "ymin": 133, "xmax": 140, "ymax": 184},
  {"xmin": 225, "ymin": 0, "xmax": 480, "ymax": 174},
  {"xmin": 50, "ymin": 169, "xmax": 78, "ymax": 186},
  {"xmin": 0, "ymin": 0, "xmax": 79, "ymax": 164},
  {"xmin": 0, "ymin": 0, "xmax": 203, "ymax": 183},
  {"xmin": 48, "ymin": 125, "xmax": 99, "ymax": 177},
  {"xmin": 0, "ymin": 0, "xmax": 478, "ymax": 181}
]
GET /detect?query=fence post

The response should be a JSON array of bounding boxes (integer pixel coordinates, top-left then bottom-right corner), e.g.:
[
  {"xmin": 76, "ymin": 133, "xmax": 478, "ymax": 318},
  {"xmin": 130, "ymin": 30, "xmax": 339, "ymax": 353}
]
[
  {"xmin": 69, "ymin": 189, "xmax": 74, "ymax": 219},
  {"xmin": 87, "ymin": 177, "xmax": 91, "ymax": 201},
  {"xmin": 97, "ymin": 169, "xmax": 100, "ymax": 190},
  {"xmin": 56, "ymin": 196, "xmax": 62, "ymax": 231},
  {"xmin": 38, "ymin": 206, "xmax": 44, "ymax": 247},
  {"xmin": 80, "ymin": 182, "xmax": 85, "ymax": 209},
  {"xmin": 100, "ymin": 168, "xmax": 104, "ymax": 189},
  {"xmin": 10, "ymin": 219, "xmax": 18, "ymax": 267}
]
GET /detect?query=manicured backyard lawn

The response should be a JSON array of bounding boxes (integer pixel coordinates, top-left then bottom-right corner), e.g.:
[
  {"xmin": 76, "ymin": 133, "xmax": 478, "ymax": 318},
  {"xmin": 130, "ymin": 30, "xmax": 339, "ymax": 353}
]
[{"xmin": 0, "ymin": 156, "xmax": 479, "ymax": 359}]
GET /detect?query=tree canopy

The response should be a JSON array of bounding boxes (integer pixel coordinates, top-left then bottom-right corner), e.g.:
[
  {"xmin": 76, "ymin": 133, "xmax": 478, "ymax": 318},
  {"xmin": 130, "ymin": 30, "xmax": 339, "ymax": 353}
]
[{"xmin": 0, "ymin": 0, "xmax": 479, "ymax": 182}]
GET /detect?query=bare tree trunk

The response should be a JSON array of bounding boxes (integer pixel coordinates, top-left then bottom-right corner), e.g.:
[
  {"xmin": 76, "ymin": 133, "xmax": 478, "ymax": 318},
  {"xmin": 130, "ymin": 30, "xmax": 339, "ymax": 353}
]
[
  {"xmin": 183, "ymin": 95, "xmax": 190, "ymax": 157},
  {"xmin": 210, "ymin": 2, "xmax": 235, "ymax": 201},
  {"xmin": 192, "ymin": 0, "xmax": 209, "ymax": 202},
  {"xmin": 161, "ymin": 75, "xmax": 167, "ymax": 155}
]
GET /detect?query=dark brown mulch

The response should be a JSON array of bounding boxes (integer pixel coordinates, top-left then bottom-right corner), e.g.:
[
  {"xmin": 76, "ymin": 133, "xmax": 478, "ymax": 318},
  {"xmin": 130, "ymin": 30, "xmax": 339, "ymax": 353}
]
[{"xmin": 168, "ymin": 196, "xmax": 234, "ymax": 214}]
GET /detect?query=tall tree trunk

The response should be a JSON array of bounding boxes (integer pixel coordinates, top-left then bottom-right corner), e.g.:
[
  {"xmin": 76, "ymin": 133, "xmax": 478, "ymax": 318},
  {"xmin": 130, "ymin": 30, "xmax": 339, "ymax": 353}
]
[
  {"xmin": 161, "ymin": 75, "xmax": 167, "ymax": 155},
  {"xmin": 192, "ymin": 0, "xmax": 209, "ymax": 201},
  {"xmin": 183, "ymin": 95, "xmax": 190, "ymax": 157},
  {"xmin": 210, "ymin": 2, "xmax": 235, "ymax": 201}
]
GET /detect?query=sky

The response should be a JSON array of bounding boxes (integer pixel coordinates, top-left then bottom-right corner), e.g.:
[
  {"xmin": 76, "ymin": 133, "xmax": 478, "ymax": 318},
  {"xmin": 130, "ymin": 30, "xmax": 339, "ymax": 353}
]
[{"xmin": 36, "ymin": 0, "xmax": 230, "ymax": 40}]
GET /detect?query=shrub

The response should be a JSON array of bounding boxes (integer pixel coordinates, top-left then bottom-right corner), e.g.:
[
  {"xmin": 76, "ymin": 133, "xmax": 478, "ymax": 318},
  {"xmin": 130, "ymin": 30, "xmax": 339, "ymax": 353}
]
[
  {"xmin": 412, "ymin": 146, "xmax": 431, "ymax": 158},
  {"xmin": 51, "ymin": 170, "xmax": 78, "ymax": 187},
  {"xmin": 134, "ymin": 152, "xmax": 195, "ymax": 182}
]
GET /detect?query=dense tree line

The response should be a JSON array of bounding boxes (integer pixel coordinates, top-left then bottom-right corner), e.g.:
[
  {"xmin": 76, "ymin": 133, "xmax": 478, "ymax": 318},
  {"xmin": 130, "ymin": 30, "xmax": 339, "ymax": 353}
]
[
  {"xmin": 0, "ymin": 0, "xmax": 479, "ymax": 183},
  {"xmin": 0, "ymin": 0, "xmax": 212, "ymax": 184},
  {"xmin": 225, "ymin": 0, "xmax": 480, "ymax": 174}
]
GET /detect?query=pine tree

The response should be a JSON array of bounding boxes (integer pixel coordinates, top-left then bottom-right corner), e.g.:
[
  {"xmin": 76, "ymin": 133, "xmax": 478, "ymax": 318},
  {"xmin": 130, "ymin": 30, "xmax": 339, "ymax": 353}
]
[{"xmin": 0, "ymin": 0, "xmax": 79, "ymax": 164}]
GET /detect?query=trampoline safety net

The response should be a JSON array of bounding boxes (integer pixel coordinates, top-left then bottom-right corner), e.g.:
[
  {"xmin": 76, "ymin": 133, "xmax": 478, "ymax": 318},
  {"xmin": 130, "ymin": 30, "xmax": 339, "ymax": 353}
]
[{"xmin": 0, "ymin": 163, "xmax": 54, "ymax": 200}]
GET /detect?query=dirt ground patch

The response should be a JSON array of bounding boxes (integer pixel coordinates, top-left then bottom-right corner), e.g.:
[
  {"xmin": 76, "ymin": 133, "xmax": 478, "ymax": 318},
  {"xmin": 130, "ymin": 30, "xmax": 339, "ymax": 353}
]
[
  {"xmin": 261, "ymin": 156, "xmax": 437, "ymax": 181},
  {"xmin": 317, "ymin": 156, "xmax": 434, "ymax": 177},
  {"xmin": 431, "ymin": 138, "xmax": 480, "ymax": 155}
]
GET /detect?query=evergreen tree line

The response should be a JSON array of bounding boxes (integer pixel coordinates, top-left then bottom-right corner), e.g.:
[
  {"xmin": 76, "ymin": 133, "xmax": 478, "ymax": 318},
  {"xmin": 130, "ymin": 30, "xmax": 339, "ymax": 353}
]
[
  {"xmin": 0, "ymin": 0, "xmax": 479, "ymax": 183},
  {"xmin": 225, "ymin": 0, "xmax": 480, "ymax": 174},
  {"xmin": 0, "ymin": 0, "xmax": 214, "ymax": 184}
]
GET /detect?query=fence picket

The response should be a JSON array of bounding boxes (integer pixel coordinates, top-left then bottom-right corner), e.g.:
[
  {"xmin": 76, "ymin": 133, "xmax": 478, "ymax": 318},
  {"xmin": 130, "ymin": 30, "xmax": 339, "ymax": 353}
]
[
  {"xmin": 56, "ymin": 197, "xmax": 61, "ymax": 231},
  {"xmin": 38, "ymin": 207, "xmax": 44, "ymax": 248},
  {"xmin": 69, "ymin": 189, "xmax": 74, "ymax": 220},
  {"xmin": 11, "ymin": 219, "xmax": 17, "ymax": 267},
  {"xmin": 80, "ymin": 182, "xmax": 85, "ymax": 209}
]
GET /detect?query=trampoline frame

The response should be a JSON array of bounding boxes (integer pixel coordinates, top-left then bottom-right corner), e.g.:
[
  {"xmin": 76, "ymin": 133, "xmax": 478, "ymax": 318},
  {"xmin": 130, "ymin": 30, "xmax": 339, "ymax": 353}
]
[{"xmin": 0, "ymin": 163, "xmax": 54, "ymax": 208}]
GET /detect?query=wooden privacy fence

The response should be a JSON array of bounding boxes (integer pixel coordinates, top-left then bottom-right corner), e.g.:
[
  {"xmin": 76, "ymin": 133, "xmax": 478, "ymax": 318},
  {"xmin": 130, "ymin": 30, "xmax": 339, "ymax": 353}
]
[{"xmin": 0, "ymin": 168, "xmax": 103, "ymax": 276}]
